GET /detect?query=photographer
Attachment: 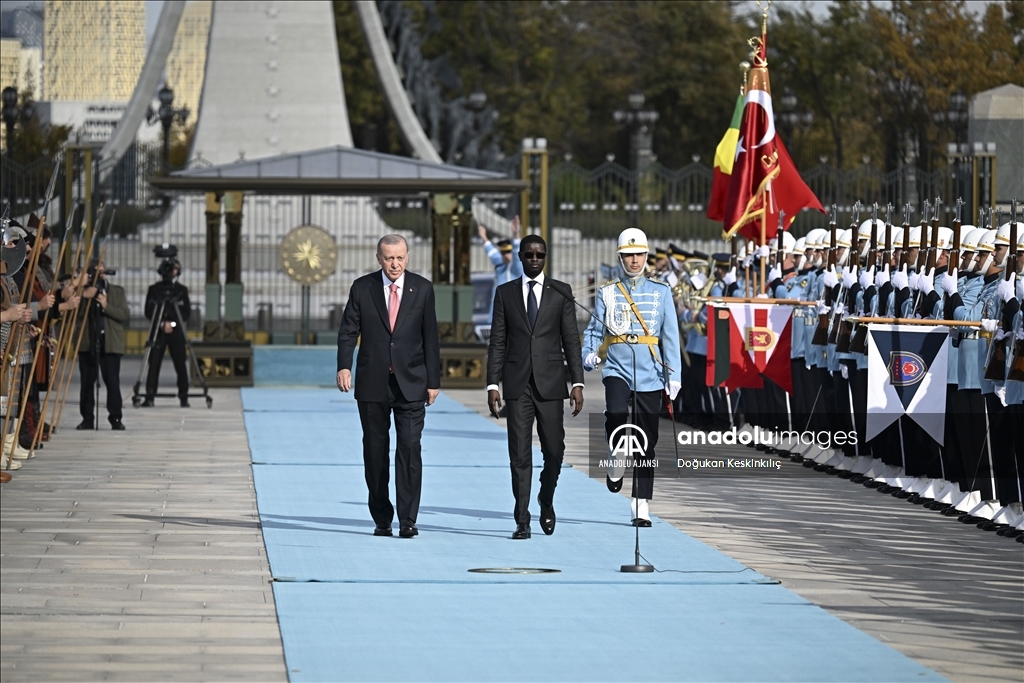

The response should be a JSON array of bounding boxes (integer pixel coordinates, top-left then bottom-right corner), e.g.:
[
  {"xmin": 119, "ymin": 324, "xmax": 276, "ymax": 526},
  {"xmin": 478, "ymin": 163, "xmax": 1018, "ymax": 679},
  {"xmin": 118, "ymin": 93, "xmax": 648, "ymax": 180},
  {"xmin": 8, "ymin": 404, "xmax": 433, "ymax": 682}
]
[
  {"xmin": 142, "ymin": 253, "xmax": 191, "ymax": 407},
  {"xmin": 73, "ymin": 261, "xmax": 128, "ymax": 430}
]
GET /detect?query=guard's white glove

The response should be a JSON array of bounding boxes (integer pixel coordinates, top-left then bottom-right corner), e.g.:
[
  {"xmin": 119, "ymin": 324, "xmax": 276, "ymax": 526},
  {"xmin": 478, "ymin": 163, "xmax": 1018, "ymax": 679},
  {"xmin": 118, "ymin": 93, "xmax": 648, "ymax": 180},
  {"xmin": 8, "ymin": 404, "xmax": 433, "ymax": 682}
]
[
  {"xmin": 998, "ymin": 273, "xmax": 1016, "ymax": 302},
  {"xmin": 840, "ymin": 363, "xmax": 849, "ymax": 379},
  {"xmin": 822, "ymin": 266, "xmax": 838, "ymax": 289},
  {"xmin": 842, "ymin": 267, "xmax": 857, "ymax": 289},
  {"xmin": 755, "ymin": 292, "xmax": 769, "ymax": 299},
  {"xmin": 583, "ymin": 352, "xmax": 601, "ymax": 371},
  {"xmin": 918, "ymin": 269, "xmax": 934, "ymax": 295},
  {"xmin": 859, "ymin": 268, "xmax": 873, "ymax": 289},
  {"xmin": 891, "ymin": 267, "xmax": 909, "ymax": 290},
  {"xmin": 768, "ymin": 264, "xmax": 782, "ymax": 282},
  {"xmin": 741, "ymin": 254, "xmax": 754, "ymax": 269},
  {"xmin": 668, "ymin": 381, "xmax": 681, "ymax": 401},
  {"xmin": 980, "ymin": 319, "xmax": 998, "ymax": 334},
  {"xmin": 994, "ymin": 329, "xmax": 1007, "ymax": 341},
  {"xmin": 689, "ymin": 272, "xmax": 707, "ymax": 290},
  {"xmin": 723, "ymin": 267, "xmax": 737, "ymax": 286},
  {"xmin": 875, "ymin": 265, "xmax": 890, "ymax": 288},
  {"xmin": 940, "ymin": 270, "xmax": 958, "ymax": 295},
  {"xmin": 815, "ymin": 300, "xmax": 828, "ymax": 315},
  {"xmin": 756, "ymin": 245, "xmax": 770, "ymax": 260},
  {"xmin": 1018, "ymin": 274, "xmax": 1024, "ymax": 301}
]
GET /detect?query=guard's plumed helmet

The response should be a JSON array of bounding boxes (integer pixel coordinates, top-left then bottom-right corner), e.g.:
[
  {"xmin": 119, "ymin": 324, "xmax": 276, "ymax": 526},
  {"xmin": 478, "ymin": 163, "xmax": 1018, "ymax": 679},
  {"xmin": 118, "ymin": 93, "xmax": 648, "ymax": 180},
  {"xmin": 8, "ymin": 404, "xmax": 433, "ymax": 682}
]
[{"xmin": 617, "ymin": 228, "xmax": 649, "ymax": 254}]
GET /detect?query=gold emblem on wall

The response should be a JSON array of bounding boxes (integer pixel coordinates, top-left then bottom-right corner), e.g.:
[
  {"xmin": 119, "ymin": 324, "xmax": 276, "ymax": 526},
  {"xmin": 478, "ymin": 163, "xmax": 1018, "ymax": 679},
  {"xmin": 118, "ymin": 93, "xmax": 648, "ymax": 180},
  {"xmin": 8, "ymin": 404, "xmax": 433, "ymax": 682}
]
[{"xmin": 280, "ymin": 225, "xmax": 338, "ymax": 285}]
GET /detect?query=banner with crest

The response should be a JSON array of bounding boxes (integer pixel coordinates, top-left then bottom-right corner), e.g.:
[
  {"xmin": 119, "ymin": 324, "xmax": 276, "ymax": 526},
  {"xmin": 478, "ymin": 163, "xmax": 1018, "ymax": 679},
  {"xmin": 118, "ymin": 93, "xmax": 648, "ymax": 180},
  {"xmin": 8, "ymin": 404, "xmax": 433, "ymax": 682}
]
[
  {"xmin": 866, "ymin": 324, "xmax": 948, "ymax": 444},
  {"xmin": 707, "ymin": 303, "xmax": 793, "ymax": 393}
]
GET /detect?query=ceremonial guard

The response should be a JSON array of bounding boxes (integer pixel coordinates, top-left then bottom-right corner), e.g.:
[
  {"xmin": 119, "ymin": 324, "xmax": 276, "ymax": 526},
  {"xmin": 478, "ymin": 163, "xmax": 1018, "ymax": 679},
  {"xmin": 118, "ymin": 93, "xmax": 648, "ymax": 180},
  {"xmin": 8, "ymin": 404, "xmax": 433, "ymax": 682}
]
[{"xmin": 582, "ymin": 228, "xmax": 682, "ymax": 526}]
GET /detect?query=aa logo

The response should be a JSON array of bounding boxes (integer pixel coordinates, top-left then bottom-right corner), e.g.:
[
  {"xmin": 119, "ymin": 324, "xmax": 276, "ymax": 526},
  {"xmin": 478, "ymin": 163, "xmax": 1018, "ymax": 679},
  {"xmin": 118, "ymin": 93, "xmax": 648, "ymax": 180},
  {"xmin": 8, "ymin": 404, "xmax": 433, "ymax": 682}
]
[{"xmin": 608, "ymin": 423, "xmax": 649, "ymax": 459}]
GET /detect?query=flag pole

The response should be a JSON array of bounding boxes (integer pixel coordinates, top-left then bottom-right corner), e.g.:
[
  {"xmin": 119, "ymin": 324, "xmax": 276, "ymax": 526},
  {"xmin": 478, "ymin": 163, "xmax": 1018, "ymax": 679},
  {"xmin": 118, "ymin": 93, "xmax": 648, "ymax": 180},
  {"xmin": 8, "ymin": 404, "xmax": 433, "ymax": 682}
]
[{"xmin": 760, "ymin": 197, "xmax": 767, "ymax": 294}]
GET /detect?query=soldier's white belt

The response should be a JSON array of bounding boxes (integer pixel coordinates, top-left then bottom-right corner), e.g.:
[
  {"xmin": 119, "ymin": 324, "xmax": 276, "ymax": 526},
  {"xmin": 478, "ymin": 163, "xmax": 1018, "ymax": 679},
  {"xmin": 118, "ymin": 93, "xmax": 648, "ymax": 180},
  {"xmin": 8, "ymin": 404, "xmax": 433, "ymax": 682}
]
[{"xmin": 610, "ymin": 335, "xmax": 660, "ymax": 345}]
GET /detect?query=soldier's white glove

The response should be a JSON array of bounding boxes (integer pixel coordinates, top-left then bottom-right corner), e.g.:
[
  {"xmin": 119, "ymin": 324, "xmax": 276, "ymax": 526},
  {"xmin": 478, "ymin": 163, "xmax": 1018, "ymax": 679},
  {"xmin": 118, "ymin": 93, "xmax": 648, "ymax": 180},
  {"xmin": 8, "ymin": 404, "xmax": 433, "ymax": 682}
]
[
  {"xmin": 816, "ymin": 300, "xmax": 828, "ymax": 315},
  {"xmin": 859, "ymin": 268, "xmax": 873, "ymax": 289},
  {"xmin": 1018, "ymin": 275, "xmax": 1024, "ymax": 301},
  {"xmin": 980, "ymin": 319, "xmax": 998, "ymax": 334},
  {"xmin": 723, "ymin": 267, "xmax": 737, "ymax": 286},
  {"xmin": 908, "ymin": 272, "xmax": 920, "ymax": 290},
  {"xmin": 842, "ymin": 267, "xmax": 857, "ymax": 289},
  {"xmin": 918, "ymin": 269, "xmax": 934, "ymax": 295},
  {"xmin": 741, "ymin": 253, "xmax": 754, "ymax": 269},
  {"xmin": 998, "ymin": 273, "xmax": 1016, "ymax": 302},
  {"xmin": 994, "ymin": 328, "xmax": 1007, "ymax": 341},
  {"xmin": 668, "ymin": 381, "xmax": 681, "ymax": 401},
  {"xmin": 891, "ymin": 267, "xmax": 909, "ymax": 290},
  {"xmin": 822, "ymin": 266, "xmax": 838, "ymax": 289},
  {"xmin": 768, "ymin": 264, "xmax": 782, "ymax": 282},
  {"xmin": 756, "ymin": 245, "xmax": 770, "ymax": 260},
  {"xmin": 875, "ymin": 265, "xmax": 890, "ymax": 288},
  {"xmin": 690, "ymin": 272, "xmax": 707, "ymax": 290},
  {"xmin": 583, "ymin": 352, "xmax": 601, "ymax": 371},
  {"xmin": 940, "ymin": 271, "xmax": 958, "ymax": 295}
]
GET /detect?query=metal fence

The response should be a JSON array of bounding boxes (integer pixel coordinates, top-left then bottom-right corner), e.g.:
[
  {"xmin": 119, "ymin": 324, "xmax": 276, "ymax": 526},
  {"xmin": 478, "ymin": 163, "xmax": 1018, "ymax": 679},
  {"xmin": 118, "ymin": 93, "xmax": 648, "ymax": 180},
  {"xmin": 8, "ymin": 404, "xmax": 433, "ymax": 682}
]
[{"xmin": 4, "ymin": 149, "xmax": 979, "ymax": 338}]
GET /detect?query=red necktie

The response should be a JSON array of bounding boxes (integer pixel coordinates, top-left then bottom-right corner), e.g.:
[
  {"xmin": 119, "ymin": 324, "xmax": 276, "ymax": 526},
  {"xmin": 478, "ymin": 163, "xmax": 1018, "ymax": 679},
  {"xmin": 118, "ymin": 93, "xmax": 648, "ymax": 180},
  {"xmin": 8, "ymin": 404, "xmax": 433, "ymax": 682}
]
[{"xmin": 388, "ymin": 283, "xmax": 400, "ymax": 332}]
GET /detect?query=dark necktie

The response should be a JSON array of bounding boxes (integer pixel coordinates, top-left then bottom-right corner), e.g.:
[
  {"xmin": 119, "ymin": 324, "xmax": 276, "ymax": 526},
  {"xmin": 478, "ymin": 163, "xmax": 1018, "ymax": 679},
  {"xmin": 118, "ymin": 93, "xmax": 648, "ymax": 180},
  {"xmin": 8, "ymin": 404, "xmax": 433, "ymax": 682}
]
[{"xmin": 527, "ymin": 280, "xmax": 538, "ymax": 329}]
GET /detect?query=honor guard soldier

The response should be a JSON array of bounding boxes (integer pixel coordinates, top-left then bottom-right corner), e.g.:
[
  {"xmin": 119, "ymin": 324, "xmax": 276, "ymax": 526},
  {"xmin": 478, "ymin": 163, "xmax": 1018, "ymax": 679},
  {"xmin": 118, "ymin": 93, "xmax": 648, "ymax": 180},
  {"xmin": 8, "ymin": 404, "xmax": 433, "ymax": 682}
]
[{"xmin": 582, "ymin": 228, "xmax": 682, "ymax": 526}]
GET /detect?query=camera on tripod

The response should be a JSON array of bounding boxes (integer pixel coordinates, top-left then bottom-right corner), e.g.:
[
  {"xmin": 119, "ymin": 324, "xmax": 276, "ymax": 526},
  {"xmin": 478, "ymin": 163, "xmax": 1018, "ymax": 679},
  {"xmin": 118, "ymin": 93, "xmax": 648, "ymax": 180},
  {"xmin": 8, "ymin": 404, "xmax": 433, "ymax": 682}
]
[{"xmin": 154, "ymin": 243, "xmax": 180, "ymax": 282}]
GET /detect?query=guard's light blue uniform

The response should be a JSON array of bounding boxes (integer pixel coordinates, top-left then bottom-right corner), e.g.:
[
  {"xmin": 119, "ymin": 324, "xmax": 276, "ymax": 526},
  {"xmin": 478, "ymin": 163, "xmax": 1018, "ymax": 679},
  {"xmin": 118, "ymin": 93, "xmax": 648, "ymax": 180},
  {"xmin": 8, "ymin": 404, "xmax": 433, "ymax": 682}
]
[
  {"xmin": 951, "ymin": 272, "xmax": 986, "ymax": 389},
  {"xmin": 974, "ymin": 275, "xmax": 1004, "ymax": 395},
  {"xmin": 583, "ymin": 273, "xmax": 682, "ymax": 393},
  {"xmin": 483, "ymin": 239, "xmax": 522, "ymax": 322}
]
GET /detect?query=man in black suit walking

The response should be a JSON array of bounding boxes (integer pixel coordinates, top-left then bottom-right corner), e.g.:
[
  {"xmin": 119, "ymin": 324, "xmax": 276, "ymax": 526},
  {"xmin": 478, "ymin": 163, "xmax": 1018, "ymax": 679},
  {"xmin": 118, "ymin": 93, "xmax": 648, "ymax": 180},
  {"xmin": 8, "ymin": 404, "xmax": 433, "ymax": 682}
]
[
  {"xmin": 337, "ymin": 235, "xmax": 441, "ymax": 539},
  {"xmin": 487, "ymin": 235, "xmax": 585, "ymax": 539}
]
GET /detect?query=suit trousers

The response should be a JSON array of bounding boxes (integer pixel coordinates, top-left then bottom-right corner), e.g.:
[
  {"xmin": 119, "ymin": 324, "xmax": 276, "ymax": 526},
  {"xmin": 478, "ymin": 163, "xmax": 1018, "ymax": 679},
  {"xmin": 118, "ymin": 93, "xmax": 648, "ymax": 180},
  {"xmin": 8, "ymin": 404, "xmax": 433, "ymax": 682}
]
[
  {"xmin": 604, "ymin": 376, "xmax": 660, "ymax": 500},
  {"xmin": 506, "ymin": 374, "xmax": 565, "ymax": 525},
  {"xmin": 146, "ymin": 330, "xmax": 190, "ymax": 400},
  {"xmin": 79, "ymin": 352, "xmax": 122, "ymax": 424},
  {"xmin": 357, "ymin": 373, "xmax": 425, "ymax": 526}
]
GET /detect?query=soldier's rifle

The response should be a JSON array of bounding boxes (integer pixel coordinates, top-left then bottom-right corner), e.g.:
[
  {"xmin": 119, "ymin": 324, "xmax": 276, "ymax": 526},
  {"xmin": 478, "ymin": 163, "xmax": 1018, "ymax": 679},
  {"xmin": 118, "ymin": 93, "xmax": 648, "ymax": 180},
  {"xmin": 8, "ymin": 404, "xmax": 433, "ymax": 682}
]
[
  {"xmin": 1008, "ymin": 204, "xmax": 1024, "ymax": 381},
  {"xmin": 985, "ymin": 201, "xmax": 1019, "ymax": 381},
  {"xmin": 898, "ymin": 204, "xmax": 912, "ymax": 271},
  {"xmin": 810, "ymin": 204, "xmax": 838, "ymax": 346},
  {"xmin": 944, "ymin": 198, "xmax": 963, "ymax": 320},
  {"xmin": 849, "ymin": 203, "xmax": 882, "ymax": 354},
  {"xmin": 829, "ymin": 201, "xmax": 860, "ymax": 348}
]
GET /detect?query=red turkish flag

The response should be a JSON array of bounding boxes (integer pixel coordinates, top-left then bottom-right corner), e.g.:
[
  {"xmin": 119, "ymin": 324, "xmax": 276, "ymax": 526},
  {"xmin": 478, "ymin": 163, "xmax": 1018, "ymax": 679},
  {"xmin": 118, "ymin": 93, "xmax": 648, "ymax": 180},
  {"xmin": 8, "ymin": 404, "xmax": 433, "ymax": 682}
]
[{"xmin": 722, "ymin": 33, "xmax": 824, "ymax": 243}]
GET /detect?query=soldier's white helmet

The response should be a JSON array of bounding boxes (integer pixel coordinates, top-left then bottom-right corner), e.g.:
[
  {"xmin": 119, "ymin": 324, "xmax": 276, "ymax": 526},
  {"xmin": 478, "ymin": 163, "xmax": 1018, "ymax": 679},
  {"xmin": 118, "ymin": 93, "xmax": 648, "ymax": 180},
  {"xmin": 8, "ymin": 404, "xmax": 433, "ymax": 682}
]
[
  {"xmin": 805, "ymin": 228, "xmax": 827, "ymax": 250},
  {"xmin": 857, "ymin": 218, "xmax": 885, "ymax": 241},
  {"xmin": 906, "ymin": 227, "xmax": 922, "ymax": 249},
  {"xmin": 960, "ymin": 227, "xmax": 984, "ymax": 252},
  {"xmin": 935, "ymin": 227, "xmax": 954, "ymax": 250},
  {"xmin": 779, "ymin": 231, "xmax": 797, "ymax": 254},
  {"xmin": 794, "ymin": 236, "xmax": 807, "ymax": 252},
  {"xmin": 837, "ymin": 229, "xmax": 853, "ymax": 248},
  {"xmin": 891, "ymin": 228, "xmax": 904, "ymax": 246},
  {"xmin": 617, "ymin": 228, "xmax": 649, "ymax": 254},
  {"xmin": 976, "ymin": 229, "xmax": 997, "ymax": 253},
  {"xmin": 994, "ymin": 223, "xmax": 1012, "ymax": 246}
]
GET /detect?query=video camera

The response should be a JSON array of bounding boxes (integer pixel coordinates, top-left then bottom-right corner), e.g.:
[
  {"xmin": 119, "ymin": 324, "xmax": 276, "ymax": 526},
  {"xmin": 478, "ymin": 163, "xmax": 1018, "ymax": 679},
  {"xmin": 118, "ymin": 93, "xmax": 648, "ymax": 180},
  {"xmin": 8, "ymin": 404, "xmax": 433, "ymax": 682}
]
[
  {"xmin": 86, "ymin": 260, "xmax": 116, "ymax": 294},
  {"xmin": 154, "ymin": 243, "xmax": 180, "ymax": 281}
]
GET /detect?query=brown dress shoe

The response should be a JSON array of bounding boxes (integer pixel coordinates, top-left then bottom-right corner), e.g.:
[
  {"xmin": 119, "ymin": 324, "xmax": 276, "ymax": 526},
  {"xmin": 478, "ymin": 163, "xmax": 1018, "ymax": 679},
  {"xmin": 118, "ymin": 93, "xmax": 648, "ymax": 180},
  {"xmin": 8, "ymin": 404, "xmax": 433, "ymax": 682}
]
[{"xmin": 0, "ymin": 471, "xmax": 12, "ymax": 483}]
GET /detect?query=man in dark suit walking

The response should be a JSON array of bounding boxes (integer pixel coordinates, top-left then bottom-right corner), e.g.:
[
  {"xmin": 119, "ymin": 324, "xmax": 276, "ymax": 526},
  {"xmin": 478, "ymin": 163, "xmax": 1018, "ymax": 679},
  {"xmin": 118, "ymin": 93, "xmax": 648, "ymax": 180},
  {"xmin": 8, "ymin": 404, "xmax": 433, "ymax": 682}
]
[
  {"xmin": 337, "ymin": 235, "xmax": 441, "ymax": 539},
  {"xmin": 487, "ymin": 235, "xmax": 585, "ymax": 539}
]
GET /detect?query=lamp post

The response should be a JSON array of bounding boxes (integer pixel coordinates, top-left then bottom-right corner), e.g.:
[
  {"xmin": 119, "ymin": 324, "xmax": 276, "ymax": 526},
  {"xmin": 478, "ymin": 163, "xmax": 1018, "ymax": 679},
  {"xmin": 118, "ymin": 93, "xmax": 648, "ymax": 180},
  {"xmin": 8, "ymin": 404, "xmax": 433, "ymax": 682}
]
[
  {"xmin": 147, "ymin": 84, "xmax": 190, "ymax": 175},
  {"xmin": 613, "ymin": 91, "xmax": 659, "ymax": 175},
  {"xmin": 933, "ymin": 89, "xmax": 968, "ymax": 149},
  {"xmin": 2, "ymin": 86, "xmax": 34, "ymax": 207},
  {"xmin": 777, "ymin": 87, "xmax": 813, "ymax": 161}
]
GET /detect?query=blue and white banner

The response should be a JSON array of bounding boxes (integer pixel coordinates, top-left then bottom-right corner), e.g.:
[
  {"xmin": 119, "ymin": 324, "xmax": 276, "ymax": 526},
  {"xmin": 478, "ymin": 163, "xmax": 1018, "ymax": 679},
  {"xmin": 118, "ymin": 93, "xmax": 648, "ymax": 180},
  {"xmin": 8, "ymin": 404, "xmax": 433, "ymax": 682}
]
[{"xmin": 866, "ymin": 324, "xmax": 948, "ymax": 445}]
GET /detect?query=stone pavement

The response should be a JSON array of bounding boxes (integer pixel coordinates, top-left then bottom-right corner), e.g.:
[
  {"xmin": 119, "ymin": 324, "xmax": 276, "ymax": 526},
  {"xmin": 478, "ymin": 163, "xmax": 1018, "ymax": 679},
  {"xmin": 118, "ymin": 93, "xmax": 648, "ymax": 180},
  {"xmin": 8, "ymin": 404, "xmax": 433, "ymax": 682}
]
[
  {"xmin": 0, "ymin": 359, "xmax": 286, "ymax": 682},
  {"xmin": 1, "ymin": 360, "xmax": 1020, "ymax": 682}
]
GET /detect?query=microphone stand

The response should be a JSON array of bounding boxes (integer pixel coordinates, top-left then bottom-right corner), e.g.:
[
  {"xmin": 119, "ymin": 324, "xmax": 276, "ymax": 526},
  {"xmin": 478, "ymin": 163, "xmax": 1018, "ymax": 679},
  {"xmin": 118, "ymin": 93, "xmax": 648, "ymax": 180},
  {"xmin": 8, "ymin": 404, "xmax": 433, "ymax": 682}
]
[{"xmin": 548, "ymin": 279, "xmax": 676, "ymax": 573}]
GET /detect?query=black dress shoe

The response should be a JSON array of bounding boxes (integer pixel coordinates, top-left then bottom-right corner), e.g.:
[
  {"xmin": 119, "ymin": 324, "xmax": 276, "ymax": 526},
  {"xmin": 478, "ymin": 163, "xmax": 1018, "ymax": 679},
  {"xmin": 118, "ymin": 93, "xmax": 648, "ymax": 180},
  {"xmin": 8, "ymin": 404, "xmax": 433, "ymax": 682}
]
[
  {"xmin": 373, "ymin": 523, "xmax": 393, "ymax": 537},
  {"xmin": 606, "ymin": 475, "xmax": 622, "ymax": 493},
  {"xmin": 180, "ymin": 398, "xmax": 190, "ymax": 407},
  {"xmin": 539, "ymin": 504, "xmax": 555, "ymax": 536},
  {"xmin": 850, "ymin": 475, "xmax": 869, "ymax": 484},
  {"xmin": 940, "ymin": 507, "xmax": 962, "ymax": 516},
  {"xmin": 789, "ymin": 454, "xmax": 805, "ymax": 463},
  {"xmin": 512, "ymin": 523, "xmax": 531, "ymax": 539},
  {"xmin": 75, "ymin": 421, "xmax": 94, "ymax": 430},
  {"xmin": 110, "ymin": 420, "xmax": 125, "ymax": 431},
  {"xmin": 140, "ymin": 399, "xmax": 154, "ymax": 407},
  {"xmin": 399, "ymin": 524, "xmax": 418, "ymax": 538},
  {"xmin": 632, "ymin": 518, "xmax": 652, "ymax": 528}
]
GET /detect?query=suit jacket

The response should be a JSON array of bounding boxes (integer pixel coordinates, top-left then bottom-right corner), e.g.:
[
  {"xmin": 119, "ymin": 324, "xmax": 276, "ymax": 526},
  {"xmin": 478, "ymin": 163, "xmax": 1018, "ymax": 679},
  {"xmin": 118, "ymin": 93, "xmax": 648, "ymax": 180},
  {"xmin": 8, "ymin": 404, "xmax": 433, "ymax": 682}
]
[
  {"xmin": 337, "ymin": 270, "xmax": 441, "ymax": 403},
  {"xmin": 487, "ymin": 277, "xmax": 584, "ymax": 401}
]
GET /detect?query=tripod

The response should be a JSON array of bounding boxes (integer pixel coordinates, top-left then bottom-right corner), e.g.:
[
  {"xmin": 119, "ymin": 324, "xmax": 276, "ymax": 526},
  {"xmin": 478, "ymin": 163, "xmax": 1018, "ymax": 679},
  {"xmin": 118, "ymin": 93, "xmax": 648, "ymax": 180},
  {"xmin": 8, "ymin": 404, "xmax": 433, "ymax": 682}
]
[{"xmin": 131, "ymin": 296, "xmax": 212, "ymax": 409}]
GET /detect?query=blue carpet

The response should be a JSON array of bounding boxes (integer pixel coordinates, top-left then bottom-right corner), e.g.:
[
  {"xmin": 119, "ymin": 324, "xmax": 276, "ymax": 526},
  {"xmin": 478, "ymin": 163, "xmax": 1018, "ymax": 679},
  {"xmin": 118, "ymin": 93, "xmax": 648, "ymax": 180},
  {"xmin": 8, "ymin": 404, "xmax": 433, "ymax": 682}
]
[{"xmin": 242, "ymin": 387, "xmax": 945, "ymax": 683}]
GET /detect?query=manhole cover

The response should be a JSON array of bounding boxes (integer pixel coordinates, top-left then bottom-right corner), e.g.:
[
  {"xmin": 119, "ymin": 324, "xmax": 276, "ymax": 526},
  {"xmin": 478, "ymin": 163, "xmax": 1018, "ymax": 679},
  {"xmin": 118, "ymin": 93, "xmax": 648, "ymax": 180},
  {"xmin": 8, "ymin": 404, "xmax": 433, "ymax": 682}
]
[{"xmin": 468, "ymin": 567, "xmax": 561, "ymax": 574}]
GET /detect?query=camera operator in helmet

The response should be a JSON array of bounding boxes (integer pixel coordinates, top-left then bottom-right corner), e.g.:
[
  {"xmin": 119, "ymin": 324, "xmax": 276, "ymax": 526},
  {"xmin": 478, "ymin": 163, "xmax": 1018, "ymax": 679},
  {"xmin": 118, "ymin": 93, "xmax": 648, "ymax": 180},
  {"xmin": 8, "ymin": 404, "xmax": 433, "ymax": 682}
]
[
  {"xmin": 73, "ymin": 261, "xmax": 129, "ymax": 430},
  {"xmin": 142, "ymin": 255, "xmax": 191, "ymax": 407}
]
